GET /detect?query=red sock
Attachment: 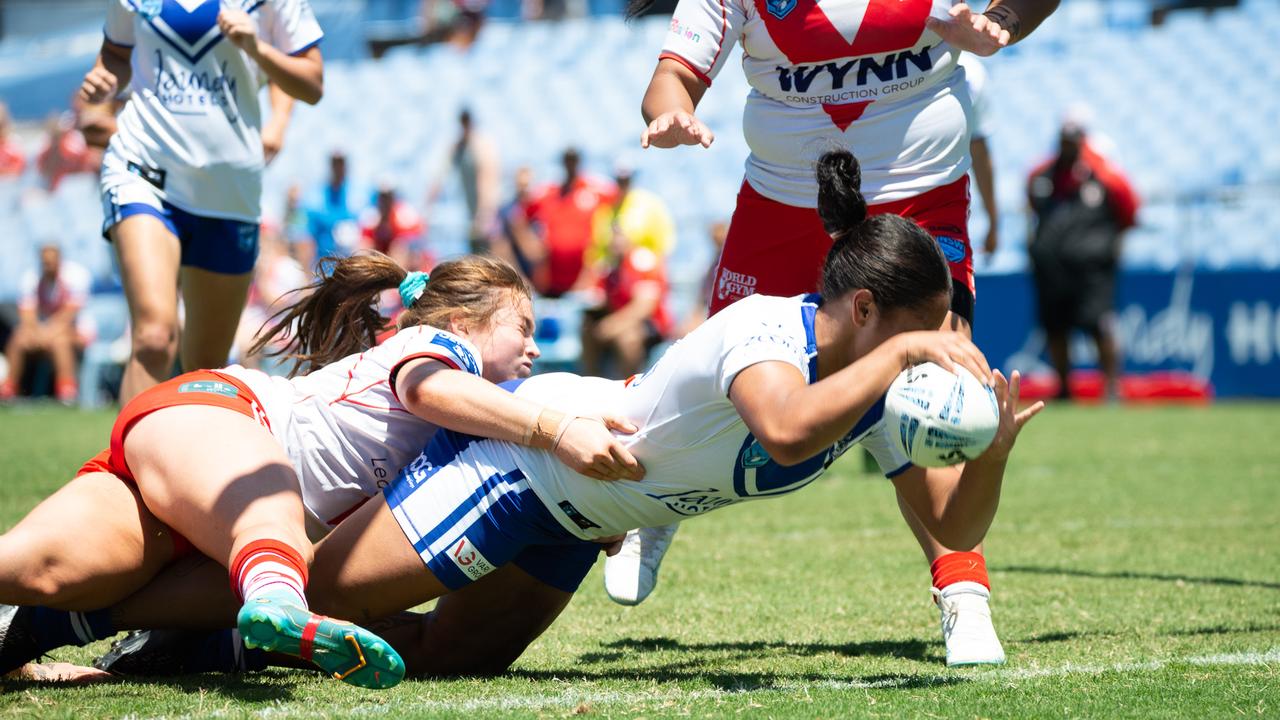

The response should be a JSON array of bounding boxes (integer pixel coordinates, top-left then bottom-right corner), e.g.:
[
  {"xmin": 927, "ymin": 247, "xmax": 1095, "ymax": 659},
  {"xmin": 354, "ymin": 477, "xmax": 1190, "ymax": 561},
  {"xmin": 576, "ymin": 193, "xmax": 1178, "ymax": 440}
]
[
  {"xmin": 230, "ymin": 539, "xmax": 309, "ymax": 607},
  {"xmin": 931, "ymin": 551, "xmax": 990, "ymax": 590}
]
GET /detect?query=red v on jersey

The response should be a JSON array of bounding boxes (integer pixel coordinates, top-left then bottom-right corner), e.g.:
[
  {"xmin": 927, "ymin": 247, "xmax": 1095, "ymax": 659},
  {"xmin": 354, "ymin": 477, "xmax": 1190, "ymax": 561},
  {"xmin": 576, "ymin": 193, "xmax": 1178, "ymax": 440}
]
[{"xmin": 753, "ymin": 0, "xmax": 934, "ymax": 64}]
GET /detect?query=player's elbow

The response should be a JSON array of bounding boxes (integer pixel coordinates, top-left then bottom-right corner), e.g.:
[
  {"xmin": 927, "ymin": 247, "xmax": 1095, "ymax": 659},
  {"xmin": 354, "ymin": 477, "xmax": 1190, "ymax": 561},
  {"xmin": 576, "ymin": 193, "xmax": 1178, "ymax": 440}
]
[
  {"xmin": 297, "ymin": 80, "xmax": 323, "ymax": 105},
  {"xmin": 755, "ymin": 430, "xmax": 815, "ymax": 467}
]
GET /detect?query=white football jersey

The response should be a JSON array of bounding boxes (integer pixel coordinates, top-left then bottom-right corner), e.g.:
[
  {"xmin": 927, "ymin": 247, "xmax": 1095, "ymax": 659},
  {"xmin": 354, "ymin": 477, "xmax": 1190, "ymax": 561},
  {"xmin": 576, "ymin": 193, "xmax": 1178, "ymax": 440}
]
[
  {"xmin": 510, "ymin": 294, "xmax": 911, "ymax": 539},
  {"xmin": 662, "ymin": 0, "xmax": 972, "ymax": 206},
  {"xmin": 103, "ymin": 0, "xmax": 323, "ymax": 222},
  {"xmin": 958, "ymin": 53, "xmax": 992, "ymax": 141},
  {"xmin": 221, "ymin": 325, "xmax": 482, "ymax": 533}
]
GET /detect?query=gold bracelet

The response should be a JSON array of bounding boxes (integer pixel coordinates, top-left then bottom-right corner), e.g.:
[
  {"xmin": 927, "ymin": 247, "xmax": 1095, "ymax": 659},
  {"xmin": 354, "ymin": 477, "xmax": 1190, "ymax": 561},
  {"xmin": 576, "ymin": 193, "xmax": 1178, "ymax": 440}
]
[{"xmin": 530, "ymin": 408, "xmax": 565, "ymax": 450}]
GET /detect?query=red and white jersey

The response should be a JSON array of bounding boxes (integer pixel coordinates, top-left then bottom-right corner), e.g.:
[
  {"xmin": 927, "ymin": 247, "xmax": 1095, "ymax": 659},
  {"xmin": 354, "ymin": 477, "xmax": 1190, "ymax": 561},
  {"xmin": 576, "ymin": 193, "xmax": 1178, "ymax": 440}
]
[
  {"xmin": 662, "ymin": 0, "xmax": 972, "ymax": 206},
  {"xmin": 221, "ymin": 325, "xmax": 481, "ymax": 534}
]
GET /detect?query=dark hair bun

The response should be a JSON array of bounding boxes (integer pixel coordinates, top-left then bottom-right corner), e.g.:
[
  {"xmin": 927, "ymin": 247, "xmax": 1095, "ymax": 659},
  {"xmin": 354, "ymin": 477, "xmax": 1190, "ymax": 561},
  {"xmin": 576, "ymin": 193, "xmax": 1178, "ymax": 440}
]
[{"xmin": 816, "ymin": 150, "xmax": 867, "ymax": 237}]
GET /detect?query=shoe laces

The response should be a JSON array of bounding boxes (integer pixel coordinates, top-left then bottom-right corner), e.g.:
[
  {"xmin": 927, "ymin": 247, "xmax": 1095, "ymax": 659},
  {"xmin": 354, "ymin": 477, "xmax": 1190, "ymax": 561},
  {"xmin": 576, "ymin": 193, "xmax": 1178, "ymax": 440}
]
[{"xmin": 931, "ymin": 587, "xmax": 960, "ymax": 636}]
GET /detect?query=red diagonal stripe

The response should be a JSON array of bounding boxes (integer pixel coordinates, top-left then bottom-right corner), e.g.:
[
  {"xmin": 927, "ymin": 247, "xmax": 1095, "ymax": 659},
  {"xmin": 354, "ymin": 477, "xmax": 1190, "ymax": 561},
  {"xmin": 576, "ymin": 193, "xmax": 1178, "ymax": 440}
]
[{"xmin": 822, "ymin": 100, "xmax": 872, "ymax": 131}]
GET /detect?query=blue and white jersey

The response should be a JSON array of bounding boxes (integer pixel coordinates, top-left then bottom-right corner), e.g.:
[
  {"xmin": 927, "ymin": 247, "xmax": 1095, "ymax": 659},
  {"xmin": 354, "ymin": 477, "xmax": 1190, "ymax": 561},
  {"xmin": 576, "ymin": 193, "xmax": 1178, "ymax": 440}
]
[
  {"xmin": 509, "ymin": 293, "xmax": 912, "ymax": 539},
  {"xmin": 221, "ymin": 325, "xmax": 482, "ymax": 533},
  {"xmin": 103, "ymin": 0, "xmax": 323, "ymax": 222}
]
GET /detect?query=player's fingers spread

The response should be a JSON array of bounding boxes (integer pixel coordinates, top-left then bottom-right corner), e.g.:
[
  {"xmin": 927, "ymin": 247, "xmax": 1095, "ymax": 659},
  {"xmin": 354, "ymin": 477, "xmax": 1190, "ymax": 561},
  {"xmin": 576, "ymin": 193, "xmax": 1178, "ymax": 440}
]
[
  {"xmin": 1015, "ymin": 401, "xmax": 1046, "ymax": 428},
  {"xmin": 950, "ymin": 4, "xmax": 968, "ymax": 18}
]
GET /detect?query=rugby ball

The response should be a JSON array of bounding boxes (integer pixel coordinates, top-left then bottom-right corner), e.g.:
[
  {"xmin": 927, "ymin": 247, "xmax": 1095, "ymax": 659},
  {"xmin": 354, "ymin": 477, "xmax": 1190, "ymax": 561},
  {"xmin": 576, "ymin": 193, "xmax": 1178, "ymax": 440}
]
[{"xmin": 885, "ymin": 362, "xmax": 1000, "ymax": 468}]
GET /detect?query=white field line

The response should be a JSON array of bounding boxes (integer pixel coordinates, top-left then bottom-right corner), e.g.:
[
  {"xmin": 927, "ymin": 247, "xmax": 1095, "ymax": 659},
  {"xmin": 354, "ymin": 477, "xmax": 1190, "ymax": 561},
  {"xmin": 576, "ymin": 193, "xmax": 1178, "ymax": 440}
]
[{"xmin": 123, "ymin": 647, "xmax": 1280, "ymax": 719}]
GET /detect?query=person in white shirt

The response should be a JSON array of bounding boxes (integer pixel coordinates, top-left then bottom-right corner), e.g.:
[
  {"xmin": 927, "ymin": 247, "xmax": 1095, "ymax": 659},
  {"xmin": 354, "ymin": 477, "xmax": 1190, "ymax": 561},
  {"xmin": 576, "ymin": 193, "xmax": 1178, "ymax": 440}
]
[
  {"xmin": 0, "ymin": 254, "xmax": 642, "ymax": 688},
  {"xmin": 38, "ymin": 151, "xmax": 1040, "ymax": 680},
  {"xmin": 0, "ymin": 245, "xmax": 94, "ymax": 404},
  {"xmin": 82, "ymin": 0, "xmax": 324, "ymax": 404},
  {"xmin": 616, "ymin": 2, "xmax": 1058, "ymax": 662}
]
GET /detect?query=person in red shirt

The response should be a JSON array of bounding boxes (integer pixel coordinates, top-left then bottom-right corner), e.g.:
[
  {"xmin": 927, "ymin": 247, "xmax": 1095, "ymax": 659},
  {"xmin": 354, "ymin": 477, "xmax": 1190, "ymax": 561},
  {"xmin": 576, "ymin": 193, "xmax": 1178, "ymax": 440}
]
[
  {"xmin": 360, "ymin": 184, "xmax": 429, "ymax": 270},
  {"xmin": 1027, "ymin": 118, "xmax": 1139, "ymax": 400},
  {"xmin": 580, "ymin": 222, "xmax": 673, "ymax": 377},
  {"xmin": 35, "ymin": 112, "xmax": 99, "ymax": 192},
  {"xmin": 526, "ymin": 148, "xmax": 617, "ymax": 297},
  {"xmin": 0, "ymin": 103, "xmax": 25, "ymax": 177}
]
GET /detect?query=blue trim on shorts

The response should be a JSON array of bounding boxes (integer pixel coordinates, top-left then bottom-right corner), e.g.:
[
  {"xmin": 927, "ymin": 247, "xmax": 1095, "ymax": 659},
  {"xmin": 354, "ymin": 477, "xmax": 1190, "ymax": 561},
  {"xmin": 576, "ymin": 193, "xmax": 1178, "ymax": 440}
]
[
  {"xmin": 385, "ymin": 423, "xmax": 599, "ymax": 594},
  {"xmin": 105, "ymin": 201, "xmax": 259, "ymax": 275}
]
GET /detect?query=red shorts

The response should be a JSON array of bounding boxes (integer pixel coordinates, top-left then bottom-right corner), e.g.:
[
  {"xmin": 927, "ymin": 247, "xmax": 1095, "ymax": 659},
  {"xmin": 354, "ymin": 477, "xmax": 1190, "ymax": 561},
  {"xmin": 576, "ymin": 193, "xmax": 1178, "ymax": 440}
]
[
  {"xmin": 709, "ymin": 177, "xmax": 975, "ymax": 319},
  {"xmin": 75, "ymin": 370, "xmax": 271, "ymax": 557}
]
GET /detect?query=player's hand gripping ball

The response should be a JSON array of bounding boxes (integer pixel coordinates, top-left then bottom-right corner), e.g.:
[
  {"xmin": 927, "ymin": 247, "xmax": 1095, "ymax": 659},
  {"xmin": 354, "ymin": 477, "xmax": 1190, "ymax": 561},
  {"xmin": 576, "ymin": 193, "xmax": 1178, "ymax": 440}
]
[{"xmin": 885, "ymin": 362, "xmax": 1000, "ymax": 467}]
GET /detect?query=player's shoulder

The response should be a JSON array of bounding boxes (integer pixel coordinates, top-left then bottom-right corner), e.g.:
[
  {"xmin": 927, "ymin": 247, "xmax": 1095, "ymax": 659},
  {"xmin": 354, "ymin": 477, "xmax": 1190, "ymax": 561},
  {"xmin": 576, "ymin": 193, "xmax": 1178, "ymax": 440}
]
[{"xmin": 383, "ymin": 325, "xmax": 483, "ymax": 376}]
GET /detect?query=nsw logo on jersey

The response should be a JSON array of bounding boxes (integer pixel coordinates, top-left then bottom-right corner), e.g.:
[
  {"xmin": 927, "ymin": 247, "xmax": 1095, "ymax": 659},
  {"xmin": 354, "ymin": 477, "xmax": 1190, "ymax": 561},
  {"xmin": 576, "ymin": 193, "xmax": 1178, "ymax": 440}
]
[{"xmin": 765, "ymin": 0, "xmax": 798, "ymax": 20}]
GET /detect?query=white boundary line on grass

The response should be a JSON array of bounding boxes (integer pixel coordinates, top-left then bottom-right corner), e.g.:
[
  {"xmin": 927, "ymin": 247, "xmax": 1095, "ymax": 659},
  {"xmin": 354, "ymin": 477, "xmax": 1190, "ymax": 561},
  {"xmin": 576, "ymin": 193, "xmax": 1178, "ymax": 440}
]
[{"xmin": 132, "ymin": 647, "xmax": 1280, "ymax": 719}]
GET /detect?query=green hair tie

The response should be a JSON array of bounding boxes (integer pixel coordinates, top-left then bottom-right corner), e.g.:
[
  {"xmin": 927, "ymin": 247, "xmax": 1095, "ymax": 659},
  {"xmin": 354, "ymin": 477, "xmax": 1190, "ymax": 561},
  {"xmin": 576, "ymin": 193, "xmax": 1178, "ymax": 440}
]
[{"xmin": 398, "ymin": 271, "xmax": 429, "ymax": 308}]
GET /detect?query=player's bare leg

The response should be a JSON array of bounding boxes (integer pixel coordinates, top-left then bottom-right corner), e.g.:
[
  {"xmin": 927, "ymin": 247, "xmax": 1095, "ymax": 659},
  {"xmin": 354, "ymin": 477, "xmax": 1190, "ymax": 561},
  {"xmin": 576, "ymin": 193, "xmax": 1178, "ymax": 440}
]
[
  {"xmin": 112, "ymin": 214, "xmax": 181, "ymax": 404},
  {"xmin": 178, "ymin": 267, "xmax": 252, "ymax": 373},
  {"xmin": 0, "ymin": 471, "xmax": 179, "ymax": 673},
  {"xmin": 124, "ymin": 406, "xmax": 403, "ymax": 688}
]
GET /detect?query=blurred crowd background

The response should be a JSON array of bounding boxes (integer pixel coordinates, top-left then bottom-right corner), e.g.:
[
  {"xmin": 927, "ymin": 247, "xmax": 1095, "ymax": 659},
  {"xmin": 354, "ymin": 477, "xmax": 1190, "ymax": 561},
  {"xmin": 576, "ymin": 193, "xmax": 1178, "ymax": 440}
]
[{"xmin": 0, "ymin": 0, "xmax": 1276, "ymax": 406}]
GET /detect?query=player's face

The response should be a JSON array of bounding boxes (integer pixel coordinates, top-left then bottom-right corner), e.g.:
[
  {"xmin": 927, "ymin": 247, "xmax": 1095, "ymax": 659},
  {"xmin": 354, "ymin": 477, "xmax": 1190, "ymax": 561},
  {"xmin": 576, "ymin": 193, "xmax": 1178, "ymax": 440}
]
[
  {"xmin": 854, "ymin": 291, "xmax": 950, "ymax": 358},
  {"xmin": 472, "ymin": 293, "xmax": 540, "ymax": 383}
]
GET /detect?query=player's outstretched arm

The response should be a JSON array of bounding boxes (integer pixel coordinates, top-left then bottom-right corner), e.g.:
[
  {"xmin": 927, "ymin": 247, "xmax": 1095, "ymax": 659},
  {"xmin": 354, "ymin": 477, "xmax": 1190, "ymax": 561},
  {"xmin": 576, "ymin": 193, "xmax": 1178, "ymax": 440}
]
[
  {"xmin": 891, "ymin": 370, "xmax": 1045, "ymax": 549},
  {"xmin": 396, "ymin": 361, "xmax": 645, "ymax": 481},
  {"xmin": 641, "ymin": 58, "xmax": 714, "ymax": 149}
]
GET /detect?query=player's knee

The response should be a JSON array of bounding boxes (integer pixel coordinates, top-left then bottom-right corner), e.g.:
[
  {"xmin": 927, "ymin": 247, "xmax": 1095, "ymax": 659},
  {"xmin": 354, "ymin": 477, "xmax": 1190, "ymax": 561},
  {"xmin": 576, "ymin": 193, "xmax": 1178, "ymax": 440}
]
[
  {"xmin": 0, "ymin": 533, "xmax": 73, "ymax": 604},
  {"xmin": 131, "ymin": 322, "xmax": 177, "ymax": 370}
]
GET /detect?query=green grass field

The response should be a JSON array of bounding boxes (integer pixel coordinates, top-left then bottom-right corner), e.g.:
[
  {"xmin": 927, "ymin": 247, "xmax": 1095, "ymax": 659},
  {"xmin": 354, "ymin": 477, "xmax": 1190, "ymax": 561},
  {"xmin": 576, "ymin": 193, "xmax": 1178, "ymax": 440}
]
[{"xmin": 0, "ymin": 403, "xmax": 1277, "ymax": 718}]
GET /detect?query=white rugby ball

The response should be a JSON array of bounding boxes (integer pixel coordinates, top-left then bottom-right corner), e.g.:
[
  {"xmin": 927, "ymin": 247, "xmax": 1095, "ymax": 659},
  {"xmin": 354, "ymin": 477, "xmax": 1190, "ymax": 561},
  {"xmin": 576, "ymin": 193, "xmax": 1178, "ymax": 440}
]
[{"xmin": 885, "ymin": 362, "xmax": 1000, "ymax": 468}]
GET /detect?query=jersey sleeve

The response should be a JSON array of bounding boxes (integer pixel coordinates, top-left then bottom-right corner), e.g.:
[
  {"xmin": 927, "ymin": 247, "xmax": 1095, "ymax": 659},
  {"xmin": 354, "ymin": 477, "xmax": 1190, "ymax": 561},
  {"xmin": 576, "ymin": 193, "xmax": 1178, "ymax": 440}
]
[
  {"xmin": 660, "ymin": 0, "xmax": 746, "ymax": 86},
  {"xmin": 261, "ymin": 0, "xmax": 324, "ymax": 56},
  {"xmin": 103, "ymin": 0, "xmax": 136, "ymax": 48},
  {"xmin": 387, "ymin": 327, "xmax": 485, "ymax": 402},
  {"xmin": 857, "ymin": 419, "xmax": 914, "ymax": 479},
  {"xmin": 960, "ymin": 55, "xmax": 993, "ymax": 141},
  {"xmin": 716, "ymin": 308, "xmax": 811, "ymax": 396}
]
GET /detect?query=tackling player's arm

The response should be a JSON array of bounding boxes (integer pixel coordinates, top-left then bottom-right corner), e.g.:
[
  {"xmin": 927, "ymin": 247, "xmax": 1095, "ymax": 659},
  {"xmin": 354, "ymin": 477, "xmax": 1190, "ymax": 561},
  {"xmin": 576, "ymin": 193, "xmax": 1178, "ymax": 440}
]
[
  {"xmin": 80, "ymin": 39, "xmax": 132, "ymax": 104},
  {"xmin": 261, "ymin": 84, "xmax": 294, "ymax": 164},
  {"xmin": 891, "ymin": 371, "xmax": 1044, "ymax": 549},
  {"xmin": 395, "ymin": 358, "xmax": 645, "ymax": 481}
]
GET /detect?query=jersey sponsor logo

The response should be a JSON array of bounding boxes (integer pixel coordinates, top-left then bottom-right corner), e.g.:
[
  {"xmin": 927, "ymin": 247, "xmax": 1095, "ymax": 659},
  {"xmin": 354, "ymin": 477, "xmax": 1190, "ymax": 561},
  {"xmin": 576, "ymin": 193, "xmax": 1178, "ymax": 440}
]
[
  {"xmin": 154, "ymin": 55, "xmax": 241, "ymax": 114},
  {"xmin": 557, "ymin": 501, "xmax": 602, "ymax": 531},
  {"xmin": 716, "ymin": 267, "xmax": 758, "ymax": 302},
  {"xmin": 773, "ymin": 46, "xmax": 934, "ymax": 101},
  {"xmin": 766, "ymin": 0, "xmax": 798, "ymax": 20},
  {"xmin": 935, "ymin": 235, "xmax": 967, "ymax": 264},
  {"xmin": 177, "ymin": 380, "xmax": 238, "ymax": 397},
  {"xmin": 429, "ymin": 334, "xmax": 482, "ymax": 375},
  {"xmin": 644, "ymin": 488, "xmax": 737, "ymax": 516},
  {"xmin": 669, "ymin": 17, "xmax": 702, "ymax": 44},
  {"xmin": 446, "ymin": 536, "xmax": 496, "ymax": 581}
]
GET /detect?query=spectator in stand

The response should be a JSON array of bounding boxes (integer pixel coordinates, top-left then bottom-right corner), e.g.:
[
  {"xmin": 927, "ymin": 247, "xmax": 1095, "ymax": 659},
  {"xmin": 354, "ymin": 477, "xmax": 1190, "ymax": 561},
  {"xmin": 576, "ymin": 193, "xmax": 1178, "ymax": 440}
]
[
  {"xmin": 579, "ymin": 220, "xmax": 672, "ymax": 378},
  {"xmin": 446, "ymin": 109, "xmax": 500, "ymax": 255},
  {"xmin": 1027, "ymin": 114, "xmax": 1139, "ymax": 400},
  {"xmin": 0, "ymin": 244, "xmax": 95, "ymax": 404},
  {"xmin": 0, "ymin": 103, "xmax": 25, "ymax": 177},
  {"xmin": 36, "ymin": 111, "xmax": 98, "ymax": 192},
  {"xmin": 589, "ymin": 163, "xmax": 676, "ymax": 262},
  {"xmin": 492, "ymin": 166, "xmax": 546, "ymax": 284},
  {"xmin": 527, "ymin": 148, "xmax": 616, "ymax": 297},
  {"xmin": 361, "ymin": 183, "xmax": 428, "ymax": 270},
  {"xmin": 303, "ymin": 150, "xmax": 362, "ymax": 273}
]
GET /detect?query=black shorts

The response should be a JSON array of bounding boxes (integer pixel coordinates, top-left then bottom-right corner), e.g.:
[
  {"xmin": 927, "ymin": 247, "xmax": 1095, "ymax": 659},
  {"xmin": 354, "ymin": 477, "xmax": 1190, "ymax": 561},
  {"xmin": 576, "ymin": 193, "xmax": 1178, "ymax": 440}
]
[{"xmin": 1032, "ymin": 263, "xmax": 1117, "ymax": 334}]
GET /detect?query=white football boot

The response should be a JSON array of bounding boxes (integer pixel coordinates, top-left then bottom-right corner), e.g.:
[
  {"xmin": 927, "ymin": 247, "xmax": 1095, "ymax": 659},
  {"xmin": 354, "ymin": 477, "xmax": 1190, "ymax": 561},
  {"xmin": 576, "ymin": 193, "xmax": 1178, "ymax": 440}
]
[
  {"xmin": 931, "ymin": 581, "xmax": 1006, "ymax": 666},
  {"xmin": 603, "ymin": 524, "xmax": 679, "ymax": 605}
]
